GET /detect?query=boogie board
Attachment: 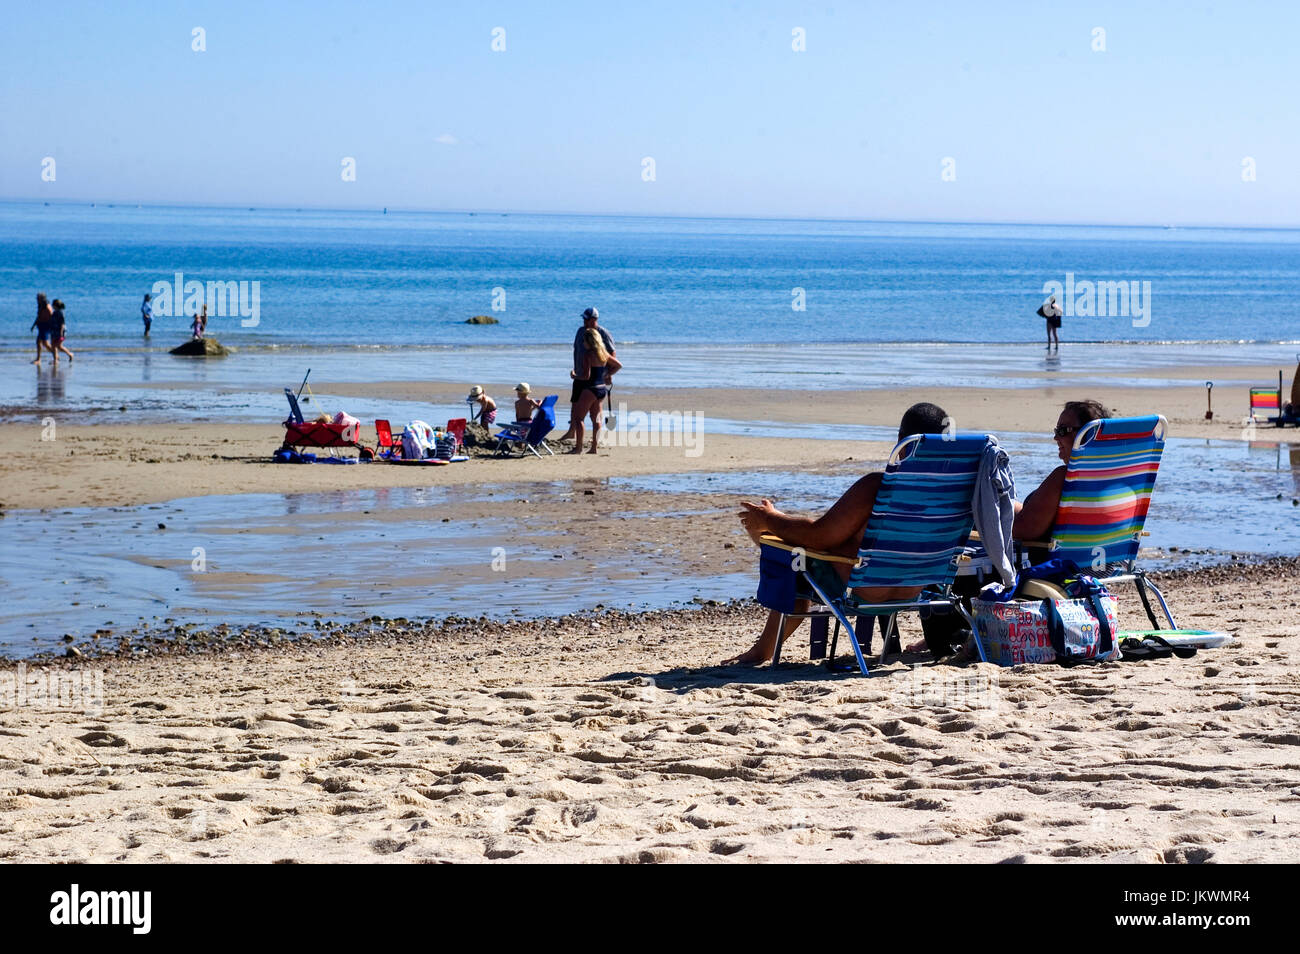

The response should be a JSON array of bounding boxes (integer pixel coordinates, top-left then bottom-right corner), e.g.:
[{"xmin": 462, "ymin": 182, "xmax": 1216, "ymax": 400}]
[{"xmin": 1117, "ymin": 629, "xmax": 1235, "ymax": 649}]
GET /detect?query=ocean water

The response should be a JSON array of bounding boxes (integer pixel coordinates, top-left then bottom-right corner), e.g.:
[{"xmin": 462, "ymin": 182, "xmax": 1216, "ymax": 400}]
[{"xmin": 4, "ymin": 201, "xmax": 1299, "ymax": 352}]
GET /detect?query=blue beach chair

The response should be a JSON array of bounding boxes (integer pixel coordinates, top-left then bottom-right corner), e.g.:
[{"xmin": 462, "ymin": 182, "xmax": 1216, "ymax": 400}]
[
  {"xmin": 283, "ymin": 388, "xmax": 305, "ymax": 424},
  {"xmin": 757, "ymin": 433, "xmax": 993, "ymax": 675},
  {"xmin": 1017, "ymin": 414, "xmax": 1176, "ymax": 630},
  {"xmin": 494, "ymin": 395, "xmax": 558, "ymax": 457}
]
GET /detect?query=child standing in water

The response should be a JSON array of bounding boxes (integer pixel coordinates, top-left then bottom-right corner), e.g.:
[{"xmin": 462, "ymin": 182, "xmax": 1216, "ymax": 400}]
[{"xmin": 50, "ymin": 300, "xmax": 73, "ymax": 365}]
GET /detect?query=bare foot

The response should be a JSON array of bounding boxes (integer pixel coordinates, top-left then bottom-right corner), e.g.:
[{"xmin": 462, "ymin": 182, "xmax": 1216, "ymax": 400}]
[
  {"xmin": 721, "ymin": 646, "xmax": 768, "ymax": 666},
  {"xmin": 587, "ymin": 447, "xmax": 598, "ymax": 454},
  {"xmin": 566, "ymin": 447, "xmax": 583, "ymax": 455}
]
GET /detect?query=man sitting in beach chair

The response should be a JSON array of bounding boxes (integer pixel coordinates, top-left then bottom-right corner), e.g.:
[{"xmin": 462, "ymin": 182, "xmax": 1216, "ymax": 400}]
[{"xmin": 728, "ymin": 402, "xmax": 967, "ymax": 667}]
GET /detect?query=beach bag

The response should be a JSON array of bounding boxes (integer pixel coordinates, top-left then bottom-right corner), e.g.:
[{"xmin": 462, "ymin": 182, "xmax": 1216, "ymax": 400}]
[
  {"xmin": 973, "ymin": 562, "xmax": 1118, "ymax": 666},
  {"xmin": 433, "ymin": 435, "xmax": 457, "ymax": 460}
]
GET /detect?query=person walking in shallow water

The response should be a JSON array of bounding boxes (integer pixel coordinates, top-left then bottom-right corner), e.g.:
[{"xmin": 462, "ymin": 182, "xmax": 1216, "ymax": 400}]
[
  {"xmin": 31, "ymin": 293, "xmax": 54, "ymax": 365},
  {"xmin": 49, "ymin": 299, "xmax": 73, "ymax": 366},
  {"xmin": 1038, "ymin": 295, "xmax": 1062, "ymax": 351},
  {"xmin": 141, "ymin": 293, "xmax": 153, "ymax": 336}
]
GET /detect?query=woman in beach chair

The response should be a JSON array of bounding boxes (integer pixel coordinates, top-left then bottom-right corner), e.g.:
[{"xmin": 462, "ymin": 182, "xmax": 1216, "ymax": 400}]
[
  {"xmin": 726, "ymin": 402, "xmax": 951, "ymax": 666},
  {"xmin": 1012, "ymin": 400, "xmax": 1109, "ymax": 552},
  {"xmin": 1009, "ymin": 399, "xmax": 1176, "ymax": 630}
]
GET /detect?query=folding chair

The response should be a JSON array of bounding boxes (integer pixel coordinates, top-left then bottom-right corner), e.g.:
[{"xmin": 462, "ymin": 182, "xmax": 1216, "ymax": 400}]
[
  {"xmin": 1019, "ymin": 414, "xmax": 1176, "ymax": 630},
  {"xmin": 758, "ymin": 433, "xmax": 993, "ymax": 675},
  {"xmin": 494, "ymin": 395, "xmax": 558, "ymax": 457},
  {"xmin": 374, "ymin": 419, "xmax": 402, "ymax": 459}
]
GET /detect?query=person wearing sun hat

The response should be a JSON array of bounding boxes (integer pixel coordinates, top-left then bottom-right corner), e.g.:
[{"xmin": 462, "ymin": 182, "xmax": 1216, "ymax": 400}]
[
  {"xmin": 557, "ymin": 306, "xmax": 615, "ymax": 442},
  {"xmin": 513, "ymin": 382, "xmax": 540, "ymax": 423},
  {"xmin": 466, "ymin": 385, "xmax": 497, "ymax": 428}
]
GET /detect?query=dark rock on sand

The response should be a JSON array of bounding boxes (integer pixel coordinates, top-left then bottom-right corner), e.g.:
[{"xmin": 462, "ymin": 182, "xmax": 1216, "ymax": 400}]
[
  {"xmin": 169, "ymin": 338, "xmax": 232, "ymax": 357},
  {"xmin": 463, "ymin": 422, "xmax": 493, "ymax": 447},
  {"xmin": 464, "ymin": 315, "xmax": 499, "ymax": 325}
]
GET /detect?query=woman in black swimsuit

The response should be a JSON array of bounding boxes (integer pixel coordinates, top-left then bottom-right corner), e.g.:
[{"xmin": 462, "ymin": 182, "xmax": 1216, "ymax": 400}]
[{"xmin": 569, "ymin": 327, "xmax": 622, "ymax": 454}]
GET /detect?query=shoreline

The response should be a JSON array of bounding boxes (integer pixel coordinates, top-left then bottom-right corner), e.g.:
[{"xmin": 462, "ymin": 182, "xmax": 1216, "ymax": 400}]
[{"xmin": 9, "ymin": 556, "xmax": 1293, "ymax": 668}]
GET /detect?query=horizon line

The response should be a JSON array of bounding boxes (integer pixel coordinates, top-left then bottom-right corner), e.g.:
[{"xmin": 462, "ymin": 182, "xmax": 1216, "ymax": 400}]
[{"xmin": 3, "ymin": 195, "xmax": 1299, "ymax": 233}]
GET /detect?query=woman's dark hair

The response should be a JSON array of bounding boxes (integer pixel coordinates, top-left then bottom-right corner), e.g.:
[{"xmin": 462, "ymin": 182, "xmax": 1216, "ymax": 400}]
[
  {"xmin": 898, "ymin": 402, "xmax": 949, "ymax": 439},
  {"xmin": 1062, "ymin": 400, "xmax": 1109, "ymax": 425},
  {"xmin": 36, "ymin": 293, "xmax": 47, "ymax": 304}
]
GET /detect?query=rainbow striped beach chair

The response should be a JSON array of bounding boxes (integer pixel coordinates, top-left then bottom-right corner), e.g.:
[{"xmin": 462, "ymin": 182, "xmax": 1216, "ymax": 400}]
[
  {"xmin": 1249, "ymin": 387, "xmax": 1281, "ymax": 424},
  {"xmin": 757, "ymin": 433, "xmax": 993, "ymax": 675},
  {"xmin": 1033, "ymin": 414, "xmax": 1176, "ymax": 629},
  {"xmin": 1249, "ymin": 360, "xmax": 1300, "ymax": 426}
]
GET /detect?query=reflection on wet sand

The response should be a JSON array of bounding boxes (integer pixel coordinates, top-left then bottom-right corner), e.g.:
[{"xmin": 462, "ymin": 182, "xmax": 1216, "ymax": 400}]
[{"xmin": 35, "ymin": 366, "xmax": 67, "ymax": 406}]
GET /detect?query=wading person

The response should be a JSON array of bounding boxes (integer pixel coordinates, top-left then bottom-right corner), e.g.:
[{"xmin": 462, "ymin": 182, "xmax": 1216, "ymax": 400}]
[
  {"xmin": 31, "ymin": 293, "xmax": 54, "ymax": 365},
  {"xmin": 50, "ymin": 299, "xmax": 73, "ymax": 365},
  {"xmin": 1038, "ymin": 295, "xmax": 1063, "ymax": 351}
]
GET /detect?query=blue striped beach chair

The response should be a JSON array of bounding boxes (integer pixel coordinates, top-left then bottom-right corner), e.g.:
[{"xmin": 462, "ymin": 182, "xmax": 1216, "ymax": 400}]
[
  {"xmin": 1020, "ymin": 414, "xmax": 1176, "ymax": 630},
  {"xmin": 494, "ymin": 395, "xmax": 558, "ymax": 457},
  {"xmin": 757, "ymin": 433, "xmax": 993, "ymax": 676}
]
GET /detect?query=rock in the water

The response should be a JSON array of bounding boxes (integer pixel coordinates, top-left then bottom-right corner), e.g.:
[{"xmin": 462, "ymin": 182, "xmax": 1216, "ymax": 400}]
[
  {"xmin": 464, "ymin": 315, "xmax": 499, "ymax": 325},
  {"xmin": 169, "ymin": 337, "xmax": 232, "ymax": 356}
]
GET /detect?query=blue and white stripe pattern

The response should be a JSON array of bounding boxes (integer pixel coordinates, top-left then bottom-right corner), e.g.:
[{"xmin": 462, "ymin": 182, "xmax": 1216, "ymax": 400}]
[{"xmin": 848, "ymin": 434, "xmax": 987, "ymax": 589}]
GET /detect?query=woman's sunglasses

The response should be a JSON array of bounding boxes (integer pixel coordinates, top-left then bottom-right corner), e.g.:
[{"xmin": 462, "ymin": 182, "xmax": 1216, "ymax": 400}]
[{"xmin": 1052, "ymin": 425, "xmax": 1079, "ymax": 439}]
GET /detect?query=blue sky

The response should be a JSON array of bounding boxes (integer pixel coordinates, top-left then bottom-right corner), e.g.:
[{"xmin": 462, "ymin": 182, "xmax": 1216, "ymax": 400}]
[{"xmin": 1, "ymin": 1, "xmax": 1296, "ymax": 226}]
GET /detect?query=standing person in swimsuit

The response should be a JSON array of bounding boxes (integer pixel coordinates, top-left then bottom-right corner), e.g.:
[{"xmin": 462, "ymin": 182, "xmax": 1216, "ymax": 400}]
[
  {"xmin": 31, "ymin": 293, "xmax": 54, "ymax": 365},
  {"xmin": 569, "ymin": 327, "xmax": 622, "ymax": 454},
  {"xmin": 1037, "ymin": 295, "xmax": 1062, "ymax": 351},
  {"xmin": 557, "ymin": 307, "xmax": 615, "ymax": 443},
  {"xmin": 141, "ymin": 293, "xmax": 153, "ymax": 336},
  {"xmin": 50, "ymin": 299, "xmax": 73, "ymax": 365}
]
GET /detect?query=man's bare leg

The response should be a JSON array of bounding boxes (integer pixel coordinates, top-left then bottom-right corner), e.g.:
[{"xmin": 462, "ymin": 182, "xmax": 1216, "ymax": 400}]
[{"xmin": 722, "ymin": 602, "xmax": 810, "ymax": 665}]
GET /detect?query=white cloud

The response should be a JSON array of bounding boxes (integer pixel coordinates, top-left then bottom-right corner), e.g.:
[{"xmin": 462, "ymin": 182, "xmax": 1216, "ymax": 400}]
[{"xmin": 435, "ymin": 133, "xmax": 458, "ymax": 146}]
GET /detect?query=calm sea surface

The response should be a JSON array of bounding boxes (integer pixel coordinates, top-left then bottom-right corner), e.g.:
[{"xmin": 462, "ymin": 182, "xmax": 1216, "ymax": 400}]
[{"xmin": 5, "ymin": 201, "xmax": 1299, "ymax": 350}]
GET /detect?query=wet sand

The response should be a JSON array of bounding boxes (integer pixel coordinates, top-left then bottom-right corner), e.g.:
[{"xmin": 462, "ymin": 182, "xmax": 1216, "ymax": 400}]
[{"xmin": 1, "ymin": 372, "xmax": 1281, "ymax": 511}]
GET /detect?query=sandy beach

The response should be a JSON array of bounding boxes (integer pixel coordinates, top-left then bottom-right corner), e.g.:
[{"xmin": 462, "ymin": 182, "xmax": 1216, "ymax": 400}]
[{"xmin": 1, "ymin": 557, "xmax": 1296, "ymax": 863}]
